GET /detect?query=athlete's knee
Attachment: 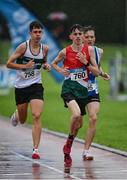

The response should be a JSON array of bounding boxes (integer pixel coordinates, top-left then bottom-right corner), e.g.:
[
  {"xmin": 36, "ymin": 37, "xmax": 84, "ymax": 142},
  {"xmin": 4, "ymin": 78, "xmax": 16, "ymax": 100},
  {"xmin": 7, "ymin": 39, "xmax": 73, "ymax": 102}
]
[
  {"xmin": 89, "ymin": 114, "xmax": 97, "ymax": 124},
  {"xmin": 88, "ymin": 119, "xmax": 96, "ymax": 132},
  {"xmin": 72, "ymin": 112, "xmax": 81, "ymax": 120},
  {"xmin": 32, "ymin": 111, "xmax": 41, "ymax": 121}
]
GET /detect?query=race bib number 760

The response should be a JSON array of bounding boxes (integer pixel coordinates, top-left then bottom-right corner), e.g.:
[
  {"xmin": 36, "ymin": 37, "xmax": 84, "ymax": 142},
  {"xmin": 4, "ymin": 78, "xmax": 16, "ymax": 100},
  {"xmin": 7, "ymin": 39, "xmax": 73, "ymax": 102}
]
[{"xmin": 71, "ymin": 71, "xmax": 87, "ymax": 81}]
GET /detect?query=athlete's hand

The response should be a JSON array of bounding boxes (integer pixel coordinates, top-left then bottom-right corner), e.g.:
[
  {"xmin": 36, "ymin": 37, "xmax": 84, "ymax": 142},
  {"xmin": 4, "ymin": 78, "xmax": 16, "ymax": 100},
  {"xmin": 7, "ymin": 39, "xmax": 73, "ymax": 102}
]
[
  {"xmin": 102, "ymin": 72, "xmax": 110, "ymax": 80},
  {"xmin": 25, "ymin": 59, "xmax": 35, "ymax": 69},
  {"xmin": 43, "ymin": 63, "xmax": 51, "ymax": 72},
  {"xmin": 76, "ymin": 52, "xmax": 88, "ymax": 65},
  {"xmin": 60, "ymin": 67, "xmax": 70, "ymax": 76}
]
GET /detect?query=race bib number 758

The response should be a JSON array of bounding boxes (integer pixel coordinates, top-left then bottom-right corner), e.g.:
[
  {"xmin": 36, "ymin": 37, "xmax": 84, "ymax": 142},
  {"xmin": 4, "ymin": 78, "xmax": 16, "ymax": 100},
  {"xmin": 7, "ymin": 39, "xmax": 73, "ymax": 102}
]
[{"xmin": 21, "ymin": 69, "xmax": 35, "ymax": 79}]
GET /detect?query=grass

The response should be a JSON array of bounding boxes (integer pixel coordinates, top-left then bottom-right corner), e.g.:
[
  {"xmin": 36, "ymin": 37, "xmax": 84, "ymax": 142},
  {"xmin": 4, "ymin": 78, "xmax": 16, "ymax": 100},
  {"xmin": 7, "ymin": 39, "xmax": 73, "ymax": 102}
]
[
  {"xmin": 0, "ymin": 40, "xmax": 11, "ymax": 63},
  {"xmin": 0, "ymin": 42, "xmax": 127, "ymax": 152}
]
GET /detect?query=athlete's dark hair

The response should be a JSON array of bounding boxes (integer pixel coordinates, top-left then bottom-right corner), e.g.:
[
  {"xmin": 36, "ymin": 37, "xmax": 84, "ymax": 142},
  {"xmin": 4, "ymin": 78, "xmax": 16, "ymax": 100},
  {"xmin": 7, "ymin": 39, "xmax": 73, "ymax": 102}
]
[
  {"xmin": 29, "ymin": 21, "xmax": 43, "ymax": 31},
  {"xmin": 70, "ymin": 24, "xmax": 83, "ymax": 33},
  {"xmin": 83, "ymin": 25, "xmax": 95, "ymax": 34}
]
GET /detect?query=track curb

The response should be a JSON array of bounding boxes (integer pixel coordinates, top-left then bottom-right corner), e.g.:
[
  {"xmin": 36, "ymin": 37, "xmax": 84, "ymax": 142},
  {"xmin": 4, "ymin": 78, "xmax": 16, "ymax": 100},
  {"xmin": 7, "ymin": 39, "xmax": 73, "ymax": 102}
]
[
  {"xmin": 43, "ymin": 128, "xmax": 127, "ymax": 157},
  {"xmin": 1, "ymin": 115, "xmax": 127, "ymax": 157}
]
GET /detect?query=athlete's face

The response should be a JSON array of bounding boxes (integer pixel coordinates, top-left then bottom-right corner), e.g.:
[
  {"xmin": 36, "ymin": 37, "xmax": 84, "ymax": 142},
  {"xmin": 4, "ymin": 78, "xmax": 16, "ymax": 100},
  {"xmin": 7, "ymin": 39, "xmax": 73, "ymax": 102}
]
[
  {"xmin": 30, "ymin": 27, "xmax": 43, "ymax": 42},
  {"xmin": 70, "ymin": 28, "xmax": 83, "ymax": 45},
  {"xmin": 84, "ymin": 30, "xmax": 95, "ymax": 46}
]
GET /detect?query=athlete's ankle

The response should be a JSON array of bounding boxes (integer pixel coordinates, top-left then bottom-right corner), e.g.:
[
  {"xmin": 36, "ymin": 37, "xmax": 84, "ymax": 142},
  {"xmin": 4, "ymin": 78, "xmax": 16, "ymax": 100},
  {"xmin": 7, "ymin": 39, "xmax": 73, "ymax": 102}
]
[{"xmin": 66, "ymin": 134, "xmax": 75, "ymax": 147}]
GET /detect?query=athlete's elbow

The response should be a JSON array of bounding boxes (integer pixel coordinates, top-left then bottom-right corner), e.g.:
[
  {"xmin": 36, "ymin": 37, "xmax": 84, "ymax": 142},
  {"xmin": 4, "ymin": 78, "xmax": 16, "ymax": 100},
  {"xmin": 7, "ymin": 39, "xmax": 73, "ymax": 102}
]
[
  {"xmin": 6, "ymin": 61, "xmax": 10, "ymax": 68},
  {"xmin": 51, "ymin": 61, "xmax": 55, "ymax": 67},
  {"xmin": 51, "ymin": 61, "xmax": 57, "ymax": 70},
  {"xmin": 93, "ymin": 69, "xmax": 100, "ymax": 77},
  {"xmin": 95, "ymin": 71, "xmax": 100, "ymax": 77}
]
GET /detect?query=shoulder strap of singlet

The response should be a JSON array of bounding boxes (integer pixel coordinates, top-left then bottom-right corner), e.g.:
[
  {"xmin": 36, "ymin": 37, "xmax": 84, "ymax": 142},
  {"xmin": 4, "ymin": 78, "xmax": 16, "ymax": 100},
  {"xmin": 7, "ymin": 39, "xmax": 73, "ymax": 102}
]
[
  {"xmin": 21, "ymin": 40, "xmax": 28, "ymax": 56},
  {"xmin": 94, "ymin": 46, "xmax": 99, "ymax": 65}
]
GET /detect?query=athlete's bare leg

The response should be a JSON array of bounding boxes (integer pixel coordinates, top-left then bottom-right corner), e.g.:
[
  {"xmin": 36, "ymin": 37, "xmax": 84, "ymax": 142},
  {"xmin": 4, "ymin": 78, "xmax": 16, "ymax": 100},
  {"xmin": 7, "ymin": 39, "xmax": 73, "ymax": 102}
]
[
  {"xmin": 85, "ymin": 101, "xmax": 100, "ymax": 150},
  {"xmin": 63, "ymin": 100, "xmax": 83, "ymax": 170},
  {"xmin": 68, "ymin": 100, "xmax": 83, "ymax": 136},
  {"xmin": 30, "ymin": 99, "xmax": 43, "ymax": 149},
  {"xmin": 17, "ymin": 103, "xmax": 28, "ymax": 124}
]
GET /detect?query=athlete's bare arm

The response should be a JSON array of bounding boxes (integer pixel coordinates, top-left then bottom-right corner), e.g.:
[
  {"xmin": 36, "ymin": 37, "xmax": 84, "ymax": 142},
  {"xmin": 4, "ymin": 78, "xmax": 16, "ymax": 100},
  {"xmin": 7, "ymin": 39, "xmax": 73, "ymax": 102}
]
[
  {"xmin": 6, "ymin": 43, "xmax": 34, "ymax": 70},
  {"xmin": 98, "ymin": 48, "xmax": 110, "ymax": 80},
  {"xmin": 42, "ymin": 45, "xmax": 51, "ymax": 72},
  {"xmin": 76, "ymin": 46, "xmax": 99, "ymax": 76},
  {"xmin": 51, "ymin": 48, "xmax": 70, "ymax": 76},
  {"xmin": 98, "ymin": 48, "xmax": 103, "ymax": 58},
  {"xmin": 87, "ymin": 46, "xmax": 100, "ymax": 76}
]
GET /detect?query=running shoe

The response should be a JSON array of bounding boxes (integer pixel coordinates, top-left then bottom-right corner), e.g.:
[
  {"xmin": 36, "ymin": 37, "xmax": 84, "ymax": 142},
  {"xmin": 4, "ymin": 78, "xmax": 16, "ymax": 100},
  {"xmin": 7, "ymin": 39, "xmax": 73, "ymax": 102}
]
[
  {"xmin": 32, "ymin": 149, "xmax": 40, "ymax": 159},
  {"xmin": 64, "ymin": 154, "xmax": 72, "ymax": 171},
  {"xmin": 82, "ymin": 151, "xmax": 94, "ymax": 161},
  {"xmin": 10, "ymin": 110, "xmax": 18, "ymax": 126},
  {"xmin": 63, "ymin": 139, "xmax": 72, "ymax": 172}
]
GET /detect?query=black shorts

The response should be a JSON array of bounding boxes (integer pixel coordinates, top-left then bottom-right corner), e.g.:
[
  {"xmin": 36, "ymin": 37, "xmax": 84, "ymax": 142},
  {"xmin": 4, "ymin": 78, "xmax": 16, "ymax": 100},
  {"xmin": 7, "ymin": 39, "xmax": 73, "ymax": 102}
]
[
  {"xmin": 87, "ymin": 94, "xmax": 100, "ymax": 104},
  {"xmin": 61, "ymin": 93, "xmax": 87, "ymax": 116},
  {"xmin": 15, "ymin": 83, "xmax": 44, "ymax": 105}
]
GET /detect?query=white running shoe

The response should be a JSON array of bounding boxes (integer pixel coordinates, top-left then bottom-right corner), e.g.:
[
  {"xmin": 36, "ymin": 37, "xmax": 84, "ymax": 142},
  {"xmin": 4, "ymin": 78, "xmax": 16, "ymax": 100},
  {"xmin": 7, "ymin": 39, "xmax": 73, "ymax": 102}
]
[
  {"xmin": 82, "ymin": 150, "xmax": 94, "ymax": 161},
  {"xmin": 10, "ymin": 110, "xmax": 18, "ymax": 126}
]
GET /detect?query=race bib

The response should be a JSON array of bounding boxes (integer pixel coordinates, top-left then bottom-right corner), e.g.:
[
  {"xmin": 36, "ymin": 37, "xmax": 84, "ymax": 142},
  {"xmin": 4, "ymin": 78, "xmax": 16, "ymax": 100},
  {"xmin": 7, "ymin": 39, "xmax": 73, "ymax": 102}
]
[
  {"xmin": 88, "ymin": 82, "xmax": 96, "ymax": 91},
  {"xmin": 20, "ymin": 69, "xmax": 35, "ymax": 79},
  {"xmin": 71, "ymin": 71, "xmax": 88, "ymax": 81}
]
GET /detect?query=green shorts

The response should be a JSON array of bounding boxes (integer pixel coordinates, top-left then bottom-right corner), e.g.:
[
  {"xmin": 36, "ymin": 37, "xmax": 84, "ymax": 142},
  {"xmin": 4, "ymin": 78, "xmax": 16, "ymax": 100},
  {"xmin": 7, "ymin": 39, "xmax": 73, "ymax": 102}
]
[
  {"xmin": 61, "ymin": 79, "xmax": 88, "ymax": 99},
  {"xmin": 61, "ymin": 92, "xmax": 87, "ymax": 116}
]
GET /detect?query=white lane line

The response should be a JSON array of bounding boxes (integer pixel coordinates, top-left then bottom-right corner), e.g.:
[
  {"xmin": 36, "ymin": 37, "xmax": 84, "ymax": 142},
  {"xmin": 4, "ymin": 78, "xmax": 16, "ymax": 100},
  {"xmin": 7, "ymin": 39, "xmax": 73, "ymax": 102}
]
[
  {"xmin": 11, "ymin": 151, "xmax": 82, "ymax": 180},
  {"xmin": 94, "ymin": 169, "xmax": 127, "ymax": 173},
  {"xmin": 0, "ymin": 173, "xmax": 31, "ymax": 176}
]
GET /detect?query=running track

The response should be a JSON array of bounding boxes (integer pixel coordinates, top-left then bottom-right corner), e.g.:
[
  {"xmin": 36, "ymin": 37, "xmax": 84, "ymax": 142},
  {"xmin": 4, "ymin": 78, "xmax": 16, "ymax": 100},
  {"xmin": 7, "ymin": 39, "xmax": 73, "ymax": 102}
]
[{"xmin": 0, "ymin": 116, "xmax": 127, "ymax": 179}]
